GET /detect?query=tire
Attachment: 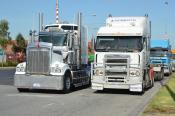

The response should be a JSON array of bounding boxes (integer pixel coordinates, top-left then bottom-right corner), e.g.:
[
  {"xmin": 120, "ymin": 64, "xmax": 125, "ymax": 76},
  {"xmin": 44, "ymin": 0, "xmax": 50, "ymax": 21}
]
[
  {"xmin": 151, "ymin": 77, "xmax": 154, "ymax": 87},
  {"xmin": 87, "ymin": 75, "xmax": 91, "ymax": 87},
  {"xmin": 63, "ymin": 73, "xmax": 71, "ymax": 94},
  {"xmin": 154, "ymin": 72, "xmax": 158, "ymax": 81},
  {"xmin": 157, "ymin": 72, "xmax": 161, "ymax": 81},
  {"xmin": 17, "ymin": 88, "xmax": 28, "ymax": 92},
  {"xmin": 140, "ymin": 83, "xmax": 145, "ymax": 94},
  {"xmin": 158, "ymin": 69, "xmax": 164, "ymax": 81},
  {"xmin": 161, "ymin": 69, "xmax": 164, "ymax": 80}
]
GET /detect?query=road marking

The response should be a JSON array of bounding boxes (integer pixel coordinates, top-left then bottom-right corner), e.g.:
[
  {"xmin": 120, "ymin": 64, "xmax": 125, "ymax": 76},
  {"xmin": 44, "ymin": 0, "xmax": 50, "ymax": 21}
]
[
  {"xmin": 6, "ymin": 93, "xmax": 55, "ymax": 98},
  {"xmin": 42, "ymin": 103, "xmax": 55, "ymax": 108}
]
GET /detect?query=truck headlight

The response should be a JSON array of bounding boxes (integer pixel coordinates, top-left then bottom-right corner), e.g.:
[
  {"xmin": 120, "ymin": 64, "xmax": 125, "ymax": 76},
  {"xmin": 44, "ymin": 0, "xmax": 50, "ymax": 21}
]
[
  {"xmin": 51, "ymin": 67, "xmax": 61, "ymax": 73},
  {"xmin": 95, "ymin": 69, "xmax": 103, "ymax": 76},
  {"xmin": 51, "ymin": 64, "xmax": 61, "ymax": 73},
  {"xmin": 130, "ymin": 70, "xmax": 140, "ymax": 77}
]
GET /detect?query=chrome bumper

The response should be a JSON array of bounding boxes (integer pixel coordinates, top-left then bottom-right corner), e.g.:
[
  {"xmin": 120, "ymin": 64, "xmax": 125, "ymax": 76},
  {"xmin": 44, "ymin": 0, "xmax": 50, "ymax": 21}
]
[{"xmin": 14, "ymin": 74, "xmax": 64, "ymax": 90}]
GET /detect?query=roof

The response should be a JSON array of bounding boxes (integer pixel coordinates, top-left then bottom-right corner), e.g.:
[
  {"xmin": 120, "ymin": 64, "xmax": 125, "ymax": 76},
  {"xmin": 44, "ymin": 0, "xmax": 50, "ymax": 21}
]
[{"xmin": 45, "ymin": 23, "xmax": 78, "ymax": 27}]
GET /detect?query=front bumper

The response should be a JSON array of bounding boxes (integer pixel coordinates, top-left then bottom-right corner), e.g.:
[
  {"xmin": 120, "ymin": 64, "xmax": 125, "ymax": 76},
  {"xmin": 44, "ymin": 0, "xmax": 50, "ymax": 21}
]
[
  {"xmin": 91, "ymin": 76, "xmax": 143, "ymax": 92},
  {"xmin": 14, "ymin": 74, "xmax": 64, "ymax": 90}
]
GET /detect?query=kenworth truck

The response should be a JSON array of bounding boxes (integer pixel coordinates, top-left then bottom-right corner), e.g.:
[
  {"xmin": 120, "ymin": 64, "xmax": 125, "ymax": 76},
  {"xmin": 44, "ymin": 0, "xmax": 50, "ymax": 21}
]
[
  {"xmin": 150, "ymin": 39, "xmax": 172, "ymax": 76},
  {"xmin": 91, "ymin": 16, "xmax": 154, "ymax": 93},
  {"xmin": 14, "ymin": 13, "xmax": 90, "ymax": 93}
]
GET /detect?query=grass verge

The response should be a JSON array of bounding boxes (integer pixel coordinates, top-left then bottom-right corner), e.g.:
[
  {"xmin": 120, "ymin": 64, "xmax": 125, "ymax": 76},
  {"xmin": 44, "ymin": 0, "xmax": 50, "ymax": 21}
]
[
  {"xmin": 142, "ymin": 74, "xmax": 175, "ymax": 116},
  {"xmin": 0, "ymin": 61, "xmax": 18, "ymax": 67}
]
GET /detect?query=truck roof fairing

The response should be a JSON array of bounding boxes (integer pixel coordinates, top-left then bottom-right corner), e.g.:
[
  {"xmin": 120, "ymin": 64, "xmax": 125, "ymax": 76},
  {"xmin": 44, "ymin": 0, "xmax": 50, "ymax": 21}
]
[
  {"xmin": 97, "ymin": 16, "xmax": 150, "ymax": 37},
  {"xmin": 97, "ymin": 26, "xmax": 145, "ymax": 36}
]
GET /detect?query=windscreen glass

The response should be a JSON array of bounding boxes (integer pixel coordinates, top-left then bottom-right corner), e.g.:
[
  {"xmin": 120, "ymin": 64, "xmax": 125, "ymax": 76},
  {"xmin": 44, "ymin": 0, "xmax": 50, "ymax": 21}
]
[
  {"xmin": 39, "ymin": 33, "xmax": 67, "ymax": 46},
  {"xmin": 95, "ymin": 36, "xmax": 143, "ymax": 52}
]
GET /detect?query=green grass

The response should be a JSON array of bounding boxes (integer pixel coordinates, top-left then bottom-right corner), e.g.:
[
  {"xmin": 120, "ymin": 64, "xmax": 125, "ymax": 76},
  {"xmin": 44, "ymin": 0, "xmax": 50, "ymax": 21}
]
[{"xmin": 142, "ymin": 74, "xmax": 175, "ymax": 116}]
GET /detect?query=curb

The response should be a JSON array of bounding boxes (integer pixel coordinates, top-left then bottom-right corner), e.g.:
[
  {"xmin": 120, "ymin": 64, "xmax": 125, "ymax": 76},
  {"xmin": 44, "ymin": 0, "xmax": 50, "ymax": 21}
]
[{"xmin": 138, "ymin": 76, "xmax": 172, "ymax": 116}]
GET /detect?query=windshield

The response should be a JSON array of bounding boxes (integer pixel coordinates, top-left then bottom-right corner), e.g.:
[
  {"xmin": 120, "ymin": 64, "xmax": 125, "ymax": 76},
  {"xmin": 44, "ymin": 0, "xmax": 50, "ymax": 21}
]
[
  {"xmin": 39, "ymin": 34, "xmax": 67, "ymax": 46},
  {"xmin": 95, "ymin": 36, "xmax": 143, "ymax": 52},
  {"xmin": 150, "ymin": 49, "xmax": 168, "ymax": 57}
]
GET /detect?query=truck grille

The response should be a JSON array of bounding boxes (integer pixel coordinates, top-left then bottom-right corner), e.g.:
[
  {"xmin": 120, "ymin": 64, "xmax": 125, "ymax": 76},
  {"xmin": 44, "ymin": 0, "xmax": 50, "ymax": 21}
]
[
  {"xmin": 104, "ymin": 55, "xmax": 129, "ymax": 83},
  {"xmin": 26, "ymin": 47, "xmax": 50, "ymax": 74}
]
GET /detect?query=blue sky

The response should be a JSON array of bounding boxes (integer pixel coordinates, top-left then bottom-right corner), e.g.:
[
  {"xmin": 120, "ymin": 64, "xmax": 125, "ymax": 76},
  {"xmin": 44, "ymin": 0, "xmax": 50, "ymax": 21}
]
[{"xmin": 0, "ymin": 0, "xmax": 175, "ymax": 47}]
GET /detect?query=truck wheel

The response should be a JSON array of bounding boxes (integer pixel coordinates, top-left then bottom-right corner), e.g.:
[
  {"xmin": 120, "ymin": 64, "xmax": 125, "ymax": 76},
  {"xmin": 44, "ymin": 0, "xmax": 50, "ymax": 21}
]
[
  {"xmin": 157, "ymin": 72, "xmax": 161, "ymax": 81},
  {"xmin": 140, "ymin": 83, "xmax": 145, "ymax": 94},
  {"xmin": 151, "ymin": 77, "xmax": 154, "ymax": 87},
  {"xmin": 161, "ymin": 69, "xmax": 164, "ymax": 80},
  {"xmin": 63, "ymin": 73, "xmax": 71, "ymax": 93},
  {"xmin": 158, "ymin": 70, "xmax": 163, "ymax": 80},
  {"xmin": 87, "ymin": 75, "xmax": 91, "ymax": 87},
  {"xmin": 17, "ymin": 88, "xmax": 28, "ymax": 92},
  {"xmin": 154, "ymin": 72, "xmax": 158, "ymax": 81}
]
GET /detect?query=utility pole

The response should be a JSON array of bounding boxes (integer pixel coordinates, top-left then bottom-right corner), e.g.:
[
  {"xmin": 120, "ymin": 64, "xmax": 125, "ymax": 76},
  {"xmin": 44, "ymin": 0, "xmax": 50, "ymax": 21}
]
[
  {"xmin": 56, "ymin": 0, "xmax": 60, "ymax": 24},
  {"xmin": 164, "ymin": 0, "xmax": 168, "ymax": 38}
]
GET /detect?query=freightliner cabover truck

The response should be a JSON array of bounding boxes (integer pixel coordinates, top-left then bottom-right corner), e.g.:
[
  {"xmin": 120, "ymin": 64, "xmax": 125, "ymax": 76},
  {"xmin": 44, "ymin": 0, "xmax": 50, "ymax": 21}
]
[
  {"xmin": 91, "ymin": 16, "xmax": 154, "ymax": 93},
  {"xmin": 150, "ymin": 39, "xmax": 172, "ymax": 76},
  {"xmin": 14, "ymin": 13, "xmax": 90, "ymax": 93}
]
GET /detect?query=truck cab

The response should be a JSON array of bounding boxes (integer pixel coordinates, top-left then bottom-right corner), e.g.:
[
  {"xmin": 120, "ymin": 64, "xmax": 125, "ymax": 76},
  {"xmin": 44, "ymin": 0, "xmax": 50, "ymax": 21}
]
[
  {"xmin": 91, "ymin": 16, "xmax": 154, "ymax": 93},
  {"xmin": 14, "ymin": 16, "xmax": 90, "ymax": 93},
  {"xmin": 150, "ymin": 39, "xmax": 172, "ymax": 76}
]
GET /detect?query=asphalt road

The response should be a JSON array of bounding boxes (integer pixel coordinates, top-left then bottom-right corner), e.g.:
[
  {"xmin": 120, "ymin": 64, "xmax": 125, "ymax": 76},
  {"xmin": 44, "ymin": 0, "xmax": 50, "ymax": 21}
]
[
  {"xmin": 0, "ymin": 68, "xmax": 15, "ymax": 85},
  {"xmin": 0, "ymin": 69, "xmax": 169, "ymax": 116}
]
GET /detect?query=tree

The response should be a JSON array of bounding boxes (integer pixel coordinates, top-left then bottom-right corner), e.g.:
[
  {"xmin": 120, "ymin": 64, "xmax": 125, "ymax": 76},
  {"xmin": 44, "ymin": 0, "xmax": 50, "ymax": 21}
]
[
  {"xmin": 12, "ymin": 33, "xmax": 26, "ymax": 63},
  {"xmin": 0, "ymin": 19, "xmax": 9, "ymax": 38},
  {"xmin": 0, "ymin": 38, "xmax": 8, "ymax": 49},
  {"xmin": 13, "ymin": 33, "xmax": 26, "ymax": 53}
]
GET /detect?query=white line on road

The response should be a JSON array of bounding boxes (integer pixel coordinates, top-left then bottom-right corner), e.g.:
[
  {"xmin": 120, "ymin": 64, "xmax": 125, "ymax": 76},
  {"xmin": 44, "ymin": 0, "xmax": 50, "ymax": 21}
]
[
  {"xmin": 42, "ymin": 103, "xmax": 55, "ymax": 108},
  {"xmin": 6, "ymin": 93, "xmax": 56, "ymax": 98}
]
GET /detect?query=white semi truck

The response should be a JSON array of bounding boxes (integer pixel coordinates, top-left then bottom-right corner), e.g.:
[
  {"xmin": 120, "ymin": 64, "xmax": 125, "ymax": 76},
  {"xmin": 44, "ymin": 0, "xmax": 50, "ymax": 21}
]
[
  {"xmin": 14, "ymin": 13, "xmax": 90, "ymax": 93},
  {"xmin": 91, "ymin": 15, "xmax": 154, "ymax": 93}
]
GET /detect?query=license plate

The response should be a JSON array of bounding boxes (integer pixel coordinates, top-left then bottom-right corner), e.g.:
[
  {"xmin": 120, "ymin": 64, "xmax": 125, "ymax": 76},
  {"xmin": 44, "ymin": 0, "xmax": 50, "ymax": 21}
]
[{"xmin": 153, "ymin": 67, "xmax": 161, "ymax": 72}]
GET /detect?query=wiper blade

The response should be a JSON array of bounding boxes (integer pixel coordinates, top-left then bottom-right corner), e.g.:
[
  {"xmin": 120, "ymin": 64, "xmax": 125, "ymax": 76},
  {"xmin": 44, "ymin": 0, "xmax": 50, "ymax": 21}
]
[{"xmin": 95, "ymin": 49, "xmax": 108, "ymax": 52}]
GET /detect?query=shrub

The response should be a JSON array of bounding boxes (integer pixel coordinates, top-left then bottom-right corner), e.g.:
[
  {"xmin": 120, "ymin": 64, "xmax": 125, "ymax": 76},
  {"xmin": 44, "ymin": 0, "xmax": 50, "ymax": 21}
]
[{"xmin": 0, "ymin": 61, "xmax": 18, "ymax": 67}]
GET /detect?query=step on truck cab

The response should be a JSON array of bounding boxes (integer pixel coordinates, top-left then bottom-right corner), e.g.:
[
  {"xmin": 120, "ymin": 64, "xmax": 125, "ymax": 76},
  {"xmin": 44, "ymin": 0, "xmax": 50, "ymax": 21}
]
[
  {"xmin": 150, "ymin": 39, "xmax": 172, "ymax": 76},
  {"xmin": 91, "ymin": 15, "xmax": 154, "ymax": 93},
  {"xmin": 14, "ymin": 13, "xmax": 90, "ymax": 93}
]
